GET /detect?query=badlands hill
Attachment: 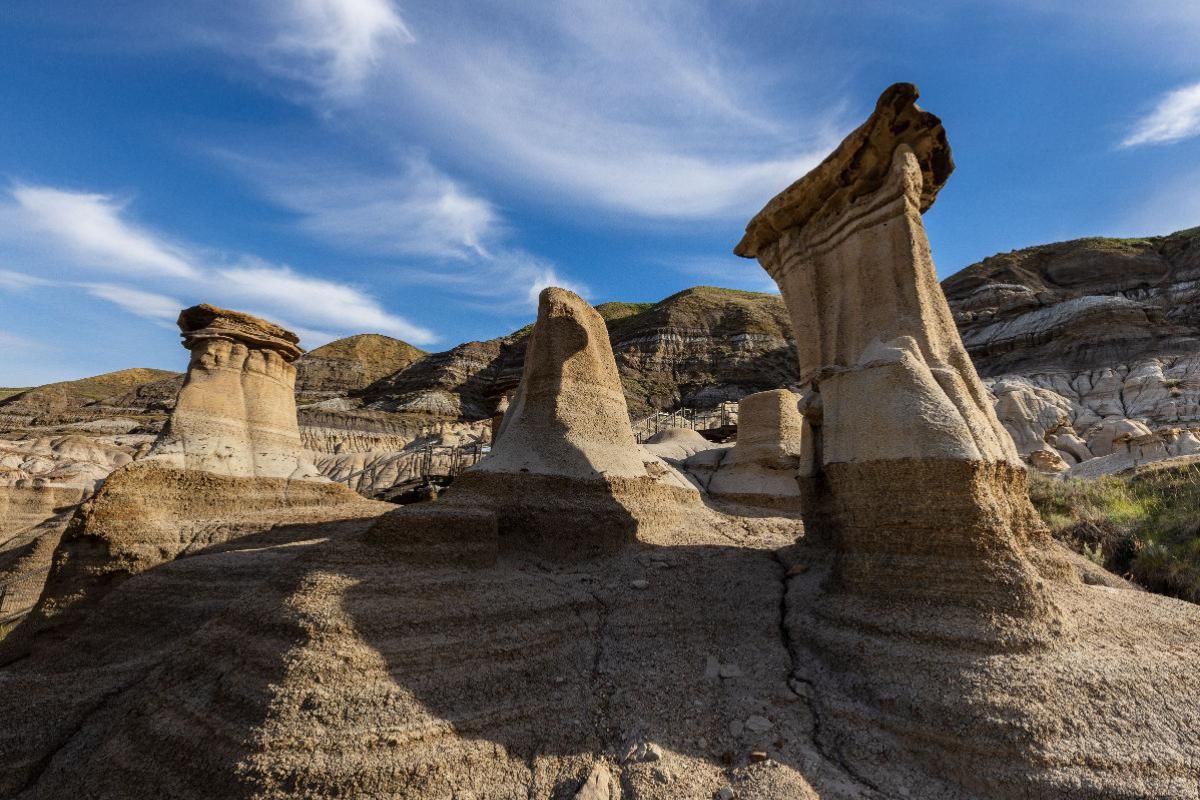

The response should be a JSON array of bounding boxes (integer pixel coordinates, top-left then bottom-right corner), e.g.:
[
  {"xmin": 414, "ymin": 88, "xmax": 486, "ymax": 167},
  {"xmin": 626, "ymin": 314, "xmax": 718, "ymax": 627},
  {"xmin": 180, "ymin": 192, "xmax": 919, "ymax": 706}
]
[
  {"xmin": 295, "ymin": 333, "xmax": 426, "ymax": 402},
  {"xmin": 0, "ymin": 368, "xmax": 179, "ymax": 427},
  {"xmin": 943, "ymin": 226, "xmax": 1200, "ymax": 376},
  {"xmin": 943, "ymin": 226, "xmax": 1200, "ymax": 473},
  {"xmin": 360, "ymin": 286, "xmax": 795, "ymax": 420}
]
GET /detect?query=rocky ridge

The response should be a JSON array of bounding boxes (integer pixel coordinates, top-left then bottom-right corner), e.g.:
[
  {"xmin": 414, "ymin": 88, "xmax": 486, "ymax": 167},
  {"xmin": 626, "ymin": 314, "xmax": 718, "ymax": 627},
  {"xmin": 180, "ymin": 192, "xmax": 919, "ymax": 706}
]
[
  {"xmin": 359, "ymin": 286, "xmax": 798, "ymax": 422},
  {"xmin": 944, "ymin": 226, "xmax": 1200, "ymax": 474}
]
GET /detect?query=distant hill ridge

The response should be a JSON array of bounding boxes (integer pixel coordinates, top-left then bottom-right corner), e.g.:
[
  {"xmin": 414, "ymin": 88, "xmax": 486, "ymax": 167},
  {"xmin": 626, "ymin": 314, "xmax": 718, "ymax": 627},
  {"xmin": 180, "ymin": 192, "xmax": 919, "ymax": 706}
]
[{"xmin": 5, "ymin": 226, "xmax": 1200, "ymax": 432}]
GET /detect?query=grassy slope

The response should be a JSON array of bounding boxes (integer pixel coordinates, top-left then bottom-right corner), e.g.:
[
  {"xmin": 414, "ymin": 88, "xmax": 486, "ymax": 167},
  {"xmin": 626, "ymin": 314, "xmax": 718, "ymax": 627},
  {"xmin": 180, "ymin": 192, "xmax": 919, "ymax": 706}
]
[
  {"xmin": 0, "ymin": 388, "xmax": 29, "ymax": 401},
  {"xmin": 1031, "ymin": 462, "xmax": 1200, "ymax": 602},
  {"xmin": 299, "ymin": 334, "xmax": 427, "ymax": 392}
]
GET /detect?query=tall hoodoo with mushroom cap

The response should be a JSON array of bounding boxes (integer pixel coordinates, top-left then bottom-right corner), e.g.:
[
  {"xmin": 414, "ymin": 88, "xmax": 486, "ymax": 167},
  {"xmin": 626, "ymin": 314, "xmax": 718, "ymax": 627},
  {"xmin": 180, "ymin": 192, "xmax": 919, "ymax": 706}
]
[
  {"xmin": 147, "ymin": 304, "xmax": 323, "ymax": 480},
  {"xmin": 737, "ymin": 83, "xmax": 1064, "ymax": 640}
]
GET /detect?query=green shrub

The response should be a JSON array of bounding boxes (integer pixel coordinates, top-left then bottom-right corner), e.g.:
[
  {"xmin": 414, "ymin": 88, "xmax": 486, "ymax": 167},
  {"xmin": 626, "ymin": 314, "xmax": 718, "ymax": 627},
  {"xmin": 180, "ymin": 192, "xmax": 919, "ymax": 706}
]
[{"xmin": 1029, "ymin": 464, "xmax": 1200, "ymax": 603}]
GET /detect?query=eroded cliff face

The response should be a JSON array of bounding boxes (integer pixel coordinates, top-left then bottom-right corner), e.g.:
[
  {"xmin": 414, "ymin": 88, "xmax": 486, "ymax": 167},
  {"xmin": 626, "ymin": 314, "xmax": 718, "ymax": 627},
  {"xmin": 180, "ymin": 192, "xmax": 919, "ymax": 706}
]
[
  {"xmin": 360, "ymin": 287, "xmax": 798, "ymax": 422},
  {"xmin": 944, "ymin": 227, "xmax": 1200, "ymax": 473}
]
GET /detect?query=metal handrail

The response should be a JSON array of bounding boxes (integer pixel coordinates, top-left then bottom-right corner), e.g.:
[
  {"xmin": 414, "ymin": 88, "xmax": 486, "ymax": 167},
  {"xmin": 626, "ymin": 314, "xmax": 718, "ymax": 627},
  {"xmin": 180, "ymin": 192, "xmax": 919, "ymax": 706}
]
[{"xmin": 632, "ymin": 404, "xmax": 738, "ymax": 443}]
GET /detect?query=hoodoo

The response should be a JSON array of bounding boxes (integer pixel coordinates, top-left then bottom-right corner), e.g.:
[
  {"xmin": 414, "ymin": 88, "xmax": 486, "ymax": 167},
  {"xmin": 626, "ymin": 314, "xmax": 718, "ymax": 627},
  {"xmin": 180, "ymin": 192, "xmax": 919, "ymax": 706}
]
[
  {"xmin": 738, "ymin": 82, "xmax": 1065, "ymax": 641},
  {"xmin": 148, "ymin": 304, "xmax": 322, "ymax": 480},
  {"xmin": 1, "ymin": 306, "xmax": 371, "ymax": 663},
  {"xmin": 738, "ymin": 83, "xmax": 1200, "ymax": 797},
  {"xmin": 707, "ymin": 389, "xmax": 806, "ymax": 508},
  {"xmin": 370, "ymin": 287, "xmax": 698, "ymax": 560}
]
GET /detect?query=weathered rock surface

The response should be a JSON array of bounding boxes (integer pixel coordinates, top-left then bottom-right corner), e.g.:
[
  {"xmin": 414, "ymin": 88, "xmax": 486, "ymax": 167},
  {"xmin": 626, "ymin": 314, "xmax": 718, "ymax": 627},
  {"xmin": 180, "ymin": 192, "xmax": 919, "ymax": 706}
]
[
  {"xmin": 0, "ymin": 434, "xmax": 148, "ymax": 623},
  {"xmin": 705, "ymin": 390, "xmax": 805, "ymax": 508},
  {"xmin": 147, "ymin": 304, "xmax": 323, "ymax": 480},
  {"xmin": 0, "ymin": 307, "xmax": 382, "ymax": 660},
  {"xmin": 372, "ymin": 287, "xmax": 699, "ymax": 562},
  {"xmin": 0, "ymin": 368, "xmax": 178, "ymax": 430},
  {"xmin": 0, "ymin": 482, "xmax": 856, "ymax": 799},
  {"xmin": 740, "ymin": 82, "xmax": 1200, "ymax": 797},
  {"xmin": 360, "ymin": 287, "xmax": 797, "ymax": 422},
  {"xmin": 738, "ymin": 82, "xmax": 1047, "ymax": 631},
  {"xmin": 945, "ymin": 226, "xmax": 1200, "ymax": 474}
]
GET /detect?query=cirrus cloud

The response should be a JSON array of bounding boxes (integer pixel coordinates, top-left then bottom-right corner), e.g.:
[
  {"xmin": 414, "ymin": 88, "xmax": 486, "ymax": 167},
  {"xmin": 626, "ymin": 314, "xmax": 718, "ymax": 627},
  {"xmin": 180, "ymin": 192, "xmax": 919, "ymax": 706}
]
[
  {"xmin": 0, "ymin": 183, "xmax": 440, "ymax": 347},
  {"xmin": 1121, "ymin": 81, "xmax": 1200, "ymax": 148}
]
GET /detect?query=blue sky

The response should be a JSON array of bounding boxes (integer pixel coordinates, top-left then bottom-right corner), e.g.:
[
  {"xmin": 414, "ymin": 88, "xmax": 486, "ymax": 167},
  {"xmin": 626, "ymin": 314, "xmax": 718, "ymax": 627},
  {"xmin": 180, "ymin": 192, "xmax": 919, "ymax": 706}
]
[{"xmin": 1, "ymin": 1, "xmax": 1199, "ymax": 386}]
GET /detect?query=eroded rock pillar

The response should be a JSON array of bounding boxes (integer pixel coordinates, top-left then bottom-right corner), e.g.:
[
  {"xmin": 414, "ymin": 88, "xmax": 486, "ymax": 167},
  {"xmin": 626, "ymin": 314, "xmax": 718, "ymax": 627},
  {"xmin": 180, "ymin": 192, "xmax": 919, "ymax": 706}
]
[
  {"xmin": 369, "ymin": 287, "xmax": 698, "ymax": 561},
  {"xmin": 148, "ymin": 304, "xmax": 322, "ymax": 480},
  {"xmin": 735, "ymin": 84, "xmax": 1067, "ymax": 642}
]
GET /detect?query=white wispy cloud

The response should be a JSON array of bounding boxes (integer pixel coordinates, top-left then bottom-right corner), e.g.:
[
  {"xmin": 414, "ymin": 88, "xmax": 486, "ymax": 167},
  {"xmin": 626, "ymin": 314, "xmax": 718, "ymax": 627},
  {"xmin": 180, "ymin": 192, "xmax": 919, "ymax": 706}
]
[
  {"xmin": 217, "ymin": 261, "xmax": 437, "ymax": 344},
  {"xmin": 171, "ymin": 0, "xmax": 837, "ymax": 221},
  {"xmin": 0, "ymin": 269, "xmax": 53, "ymax": 291},
  {"xmin": 223, "ymin": 151, "xmax": 497, "ymax": 259},
  {"xmin": 197, "ymin": 0, "xmax": 413, "ymax": 100},
  {"xmin": 1122, "ymin": 81, "xmax": 1200, "ymax": 148},
  {"xmin": 0, "ymin": 183, "xmax": 438, "ymax": 346},
  {"xmin": 217, "ymin": 148, "xmax": 588, "ymax": 310},
  {"xmin": 263, "ymin": 0, "xmax": 414, "ymax": 100},
  {"xmin": 83, "ymin": 284, "xmax": 184, "ymax": 322},
  {"xmin": 352, "ymin": 0, "xmax": 833, "ymax": 219},
  {"xmin": 10, "ymin": 185, "xmax": 197, "ymax": 278}
]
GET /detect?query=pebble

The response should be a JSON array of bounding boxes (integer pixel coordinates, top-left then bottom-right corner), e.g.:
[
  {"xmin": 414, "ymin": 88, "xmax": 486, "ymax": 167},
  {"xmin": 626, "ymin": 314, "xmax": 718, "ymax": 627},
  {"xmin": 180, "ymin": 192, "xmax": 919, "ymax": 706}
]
[
  {"xmin": 630, "ymin": 578, "xmax": 650, "ymax": 590},
  {"xmin": 728, "ymin": 719, "xmax": 744, "ymax": 737},
  {"xmin": 749, "ymin": 751, "xmax": 769, "ymax": 763},
  {"xmin": 715, "ymin": 786, "xmax": 735, "ymax": 800},
  {"xmin": 744, "ymin": 715, "xmax": 773, "ymax": 733},
  {"xmin": 704, "ymin": 655, "xmax": 721, "ymax": 681},
  {"xmin": 718, "ymin": 663, "xmax": 743, "ymax": 679},
  {"xmin": 621, "ymin": 739, "xmax": 663, "ymax": 763}
]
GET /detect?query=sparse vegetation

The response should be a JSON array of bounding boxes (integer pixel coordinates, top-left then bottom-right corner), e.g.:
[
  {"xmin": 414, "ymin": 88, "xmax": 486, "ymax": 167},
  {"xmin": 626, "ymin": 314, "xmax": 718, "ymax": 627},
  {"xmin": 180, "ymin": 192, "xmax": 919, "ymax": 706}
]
[
  {"xmin": 1030, "ymin": 463, "xmax": 1200, "ymax": 603},
  {"xmin": 0, "ymin": 388, "xmax": 29, "ymax": 401},
  {"xmin": 594, "ymin": 301, "xmax": 654, "ymax": 323}
]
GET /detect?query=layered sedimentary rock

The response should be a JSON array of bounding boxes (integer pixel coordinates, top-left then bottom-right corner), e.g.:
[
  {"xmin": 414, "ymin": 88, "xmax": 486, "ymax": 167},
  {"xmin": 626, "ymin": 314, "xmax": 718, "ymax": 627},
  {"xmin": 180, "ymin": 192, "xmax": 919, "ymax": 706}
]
[
  {"xmin": 294, "ymin": 333, "xmax": 425, "ymax": 403},
  {"xmin": 0, "ymin": 434, "xmax": 147, "ymax": 623},
  {"xmin": 360, "ymin": 287, "xmax": 797, "ymax": 421},
  {"xmin": 147, "ymin": 304, "xmax": 322, "ymax": 480},
  {"xmin": 313, "ymin": 422, "xmax": 490, "ymax": 499},
  {"xmin": 0, "ymin": 307, "xmax": 373, "ymax": 661},
  {"xmin": 370, "ymin": 287, "xmax": 698, "ymax": 561},
  {"xmin": 705, "ymin": 389, "xmax": 805, "ymax": 507},
  {"xmin": 0, "ymin": 368, "xmax": 178, "ymax": 430},
  {"xmin": 945, "ymin": 227, "xmax": 1200, "ymax": 475},
  {"xmin": 739, "ymin": 83, "xmax": 1200, "ymax": 796},
  {"xmin": 736, "ymin": 82, "xmax": 1057, "ymax": 638},
  {"xmin": 0, "ymin": 481, "xmax": 840, "ymax": 799}
]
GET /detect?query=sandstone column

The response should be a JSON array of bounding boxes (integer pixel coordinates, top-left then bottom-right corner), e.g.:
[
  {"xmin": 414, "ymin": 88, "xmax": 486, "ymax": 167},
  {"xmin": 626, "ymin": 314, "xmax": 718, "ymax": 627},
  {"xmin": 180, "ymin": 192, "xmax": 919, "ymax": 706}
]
[
  {"xmin": 149, "ymin": 304, "xmax": 322, "ymax": 480},
  {"xmin": 735, "ymin": 84, "xmax": 1066, "ymax": 642},
  {"xmin": 707, "ymin": 389, "xmax": 807, "ymax": 508},
  {"xmin": 370, "ymin": 287, "xmax": 698, "ymax": 560}
]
